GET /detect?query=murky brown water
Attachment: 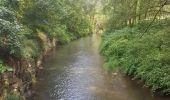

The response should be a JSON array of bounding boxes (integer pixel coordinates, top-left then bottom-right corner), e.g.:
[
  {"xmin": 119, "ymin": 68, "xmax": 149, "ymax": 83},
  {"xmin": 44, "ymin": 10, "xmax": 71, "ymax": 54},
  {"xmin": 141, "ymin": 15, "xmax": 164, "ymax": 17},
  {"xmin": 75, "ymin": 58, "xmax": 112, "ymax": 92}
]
[{"xmin": 32, "ymin": 34, "xmax": 170, "ymax": 100}]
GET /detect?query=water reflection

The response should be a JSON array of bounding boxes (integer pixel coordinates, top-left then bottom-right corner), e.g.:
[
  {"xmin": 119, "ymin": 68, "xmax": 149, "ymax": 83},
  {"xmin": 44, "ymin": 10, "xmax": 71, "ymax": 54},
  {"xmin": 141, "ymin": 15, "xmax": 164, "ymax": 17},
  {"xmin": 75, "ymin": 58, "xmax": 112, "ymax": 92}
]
[{"xmin": 33, "ymin": 34, "xmax": 170, "ymax": 100}]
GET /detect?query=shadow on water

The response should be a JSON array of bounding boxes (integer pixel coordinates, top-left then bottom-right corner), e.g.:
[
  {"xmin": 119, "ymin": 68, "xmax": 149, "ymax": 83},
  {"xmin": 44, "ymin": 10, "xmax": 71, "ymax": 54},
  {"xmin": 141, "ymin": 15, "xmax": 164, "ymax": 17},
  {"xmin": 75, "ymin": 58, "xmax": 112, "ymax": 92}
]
[{"xmin": 32, "ymin": 34, "xmax": 170, "ymax": 100}]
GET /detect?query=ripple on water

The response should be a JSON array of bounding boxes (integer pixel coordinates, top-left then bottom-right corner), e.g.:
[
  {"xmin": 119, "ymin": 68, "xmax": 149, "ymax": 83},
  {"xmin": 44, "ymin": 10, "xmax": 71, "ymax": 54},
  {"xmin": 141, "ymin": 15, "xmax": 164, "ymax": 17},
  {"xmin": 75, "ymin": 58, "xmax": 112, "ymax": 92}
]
[{"xmin": 33, "ymin": 35, "xmax": 170, "ymax": 100}]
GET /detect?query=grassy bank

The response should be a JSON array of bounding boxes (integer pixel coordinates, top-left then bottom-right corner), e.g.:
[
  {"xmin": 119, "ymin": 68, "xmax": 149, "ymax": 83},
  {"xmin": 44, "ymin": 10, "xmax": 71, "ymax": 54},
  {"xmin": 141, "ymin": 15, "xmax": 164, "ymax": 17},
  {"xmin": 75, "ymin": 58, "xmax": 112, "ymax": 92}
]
[{"xmin": 100, "ymin": 19, "xmax": 170, "ymax": 95}]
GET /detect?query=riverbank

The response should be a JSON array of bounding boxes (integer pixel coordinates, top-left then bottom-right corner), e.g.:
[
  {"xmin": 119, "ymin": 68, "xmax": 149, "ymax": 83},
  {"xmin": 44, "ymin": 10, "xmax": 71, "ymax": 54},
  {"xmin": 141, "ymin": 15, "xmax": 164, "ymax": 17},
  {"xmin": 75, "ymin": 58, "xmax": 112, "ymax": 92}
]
[
  {"xmin": 0, "ymin": 1, "xmax": 93, "ymax": 99},
  {"xmin": 100, "ymin": 19, "xmax": 170, "ymax": 96},
  {"xmin": 0, "ymin": 32, "xmax": 55, "ymax": 100},
  {"xmin": 0, "ymin": 32, "xmax": 92, "ymax": 100}
]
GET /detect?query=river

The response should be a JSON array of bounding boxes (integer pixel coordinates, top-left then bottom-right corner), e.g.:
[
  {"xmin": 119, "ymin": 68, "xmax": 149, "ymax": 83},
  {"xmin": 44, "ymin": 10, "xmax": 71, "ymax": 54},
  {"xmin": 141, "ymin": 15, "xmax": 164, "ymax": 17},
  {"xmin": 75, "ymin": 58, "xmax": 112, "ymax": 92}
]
[{"xmin": 32, "ymin": 34, "xmax": 170, "ymax": 100}]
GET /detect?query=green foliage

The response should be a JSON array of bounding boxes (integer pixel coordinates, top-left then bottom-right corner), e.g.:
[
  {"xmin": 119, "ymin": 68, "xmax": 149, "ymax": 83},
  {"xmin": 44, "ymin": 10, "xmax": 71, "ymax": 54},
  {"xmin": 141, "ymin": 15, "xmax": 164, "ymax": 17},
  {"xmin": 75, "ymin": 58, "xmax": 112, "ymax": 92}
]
[
  {"xmin": 0, "ymin": 60, "xmax": 7, "ymax": 74},
  {"xmin": 100, "ymin": 22, "xmax": 170, "ymax": 95},
  {"xmin": 0, "ymin": 7, "xmax": 22, "ymax": 56},
  {"xmin": 102, "ymin": 0, "xmax": 170, "ymax": 30},
  {"xmin": 20, "ymin": 39, "xmax": 40, "ymax": 59},
  {"xmin": 53, "ymin": 27, "xmax": 71, "ymax": 44},
  {"xmin": 0, "ymin": 0, "xmax": 93, "ymax": 60},
  {"xmin": 0, "ymin": 7, "xmax": 15, "ymax": 21},
  {"xmin": 19, "ymin": 0, "xmax": 92, "ymax": 38},
  {"xmin": 101, "ymin": 0, "xmax": 170, "ymax": 95},
  {"xmin": 6, "ymin": 94, "xmax": 20, "ymax": 100},
  {"xmin": 0, "ymin": 60, "xmax": 13, "ymax": 74}
]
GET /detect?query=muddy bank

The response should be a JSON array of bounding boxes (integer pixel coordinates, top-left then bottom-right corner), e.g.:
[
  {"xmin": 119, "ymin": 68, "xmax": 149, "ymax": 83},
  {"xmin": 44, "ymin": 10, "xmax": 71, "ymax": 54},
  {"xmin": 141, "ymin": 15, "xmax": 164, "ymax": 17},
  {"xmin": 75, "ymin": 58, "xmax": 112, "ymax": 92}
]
[{"xmin": 0, "ymin": 35, "xmax": 56, "ymax": 100}]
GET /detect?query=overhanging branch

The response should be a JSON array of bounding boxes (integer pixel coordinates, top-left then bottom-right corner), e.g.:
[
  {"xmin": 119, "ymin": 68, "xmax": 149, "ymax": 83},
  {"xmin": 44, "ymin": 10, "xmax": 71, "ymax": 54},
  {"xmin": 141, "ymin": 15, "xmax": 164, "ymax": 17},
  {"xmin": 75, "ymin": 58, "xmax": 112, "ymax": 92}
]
[{"xmin": 140, "ymin": 0, "xmax": 168, "ymax": 38}]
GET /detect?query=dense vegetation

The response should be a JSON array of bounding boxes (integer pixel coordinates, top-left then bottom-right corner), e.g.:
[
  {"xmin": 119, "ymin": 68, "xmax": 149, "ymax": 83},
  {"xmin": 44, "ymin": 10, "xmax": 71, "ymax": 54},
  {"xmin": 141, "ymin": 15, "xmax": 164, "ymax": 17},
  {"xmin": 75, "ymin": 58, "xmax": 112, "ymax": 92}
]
[
  {"xmin": 100, "ymin": 0, "xmax": 170, "ymax": 95},
  {"xmin": 1, "ymin": 0, "xmax": 170, "ymax": 98},
  {"xmin": 0, "ymin": 0, "xmax": 94, "ymax": 72},
  {"xmin": 0, "ymin": 0, "xmax": 98, "ymax": 99}
]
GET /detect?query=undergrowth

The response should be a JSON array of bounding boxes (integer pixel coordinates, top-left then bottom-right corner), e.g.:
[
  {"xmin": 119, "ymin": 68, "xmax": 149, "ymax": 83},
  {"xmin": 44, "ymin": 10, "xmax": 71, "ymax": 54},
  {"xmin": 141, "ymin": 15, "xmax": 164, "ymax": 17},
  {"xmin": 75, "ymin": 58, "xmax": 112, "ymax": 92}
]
[{"xmin": 100, "ymin": 20, "xmax": 170, "ymax": 95}]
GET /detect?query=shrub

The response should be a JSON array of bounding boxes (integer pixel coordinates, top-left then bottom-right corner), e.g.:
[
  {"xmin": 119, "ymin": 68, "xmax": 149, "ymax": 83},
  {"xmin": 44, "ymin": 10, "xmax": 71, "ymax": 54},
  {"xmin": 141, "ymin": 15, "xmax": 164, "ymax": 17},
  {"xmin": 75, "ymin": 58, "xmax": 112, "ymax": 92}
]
[
  {"xmin": 0, "ymin": 7, "xmax": 22, "ymax": 56},
  {"xmin": 100, "ymin": 23, "xmax": 170, "ymax": 95}
]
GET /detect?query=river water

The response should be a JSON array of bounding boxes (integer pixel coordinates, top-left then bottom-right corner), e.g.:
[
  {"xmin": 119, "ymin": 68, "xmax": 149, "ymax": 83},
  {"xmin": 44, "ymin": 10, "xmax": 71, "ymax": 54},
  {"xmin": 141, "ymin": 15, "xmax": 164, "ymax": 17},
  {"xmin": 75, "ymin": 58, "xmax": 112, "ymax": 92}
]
[{"xmin": 32, "ymin": 35, "xmax": 170, "ymax": 100}]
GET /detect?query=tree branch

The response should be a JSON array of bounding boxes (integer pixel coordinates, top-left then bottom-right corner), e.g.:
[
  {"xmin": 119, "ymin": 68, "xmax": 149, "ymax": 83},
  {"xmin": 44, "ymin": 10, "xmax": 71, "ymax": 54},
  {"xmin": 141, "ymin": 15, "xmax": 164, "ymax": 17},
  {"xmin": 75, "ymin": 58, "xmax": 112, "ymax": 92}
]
[{"xmin": 140, "ymin": 0, "xmax": 168, "ymax": 38}]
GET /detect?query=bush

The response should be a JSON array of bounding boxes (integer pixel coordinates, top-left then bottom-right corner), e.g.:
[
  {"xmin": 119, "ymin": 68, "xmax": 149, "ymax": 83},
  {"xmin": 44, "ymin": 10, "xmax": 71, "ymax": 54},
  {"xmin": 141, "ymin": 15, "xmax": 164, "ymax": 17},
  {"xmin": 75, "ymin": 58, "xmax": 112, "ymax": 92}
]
[
  {"xmin": 0, "ymin": 7, "xmax": 22, "ymax": 57},
  {"xmin": 53, "ymin": 26, "xmax": 71, "ymax": 44},
  {"xmin": 100, "ymin": 24, "xmax": 170, "ymax": 95},
  {"xmin": 20, "ymin": 39, "xmax": 40, "ymax": 59}
]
